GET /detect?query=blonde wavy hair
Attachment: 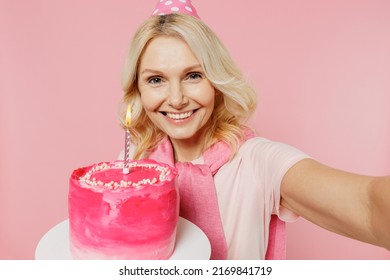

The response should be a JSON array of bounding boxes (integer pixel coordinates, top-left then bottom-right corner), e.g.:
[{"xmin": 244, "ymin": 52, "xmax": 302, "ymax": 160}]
[{"xmin": 121, "ymin": 13, "xmax": 257, "ymax": 160}]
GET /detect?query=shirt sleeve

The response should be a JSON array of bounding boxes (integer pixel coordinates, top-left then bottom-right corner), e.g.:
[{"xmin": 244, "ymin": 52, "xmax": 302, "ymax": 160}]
[{"xmin": 248, "ymin": 137, "xmax": 311, "ymax": 222}]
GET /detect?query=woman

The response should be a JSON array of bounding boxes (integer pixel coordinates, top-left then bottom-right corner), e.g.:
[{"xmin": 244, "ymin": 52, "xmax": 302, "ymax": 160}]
[{"xmin": 119, "ymin": 1, "xmax": 390, "ymax": 259}]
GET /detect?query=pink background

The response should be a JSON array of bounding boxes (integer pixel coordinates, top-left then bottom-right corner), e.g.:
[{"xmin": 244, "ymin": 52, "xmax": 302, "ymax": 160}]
[{"xmin": 1, "ymin": 0, "xmax": 389, "ymax": 259}]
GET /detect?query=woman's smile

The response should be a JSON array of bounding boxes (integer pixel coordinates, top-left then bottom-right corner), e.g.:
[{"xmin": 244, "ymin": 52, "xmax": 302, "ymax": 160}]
[{"xmin": 161, "ymin": 109, "xmax": 198, "ymax": 121}]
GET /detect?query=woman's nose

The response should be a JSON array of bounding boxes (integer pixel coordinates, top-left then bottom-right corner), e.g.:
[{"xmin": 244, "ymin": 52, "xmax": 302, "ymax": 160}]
[{"xmin": 167, "ymin": 82, "xmax": 188, "ymax": 109}]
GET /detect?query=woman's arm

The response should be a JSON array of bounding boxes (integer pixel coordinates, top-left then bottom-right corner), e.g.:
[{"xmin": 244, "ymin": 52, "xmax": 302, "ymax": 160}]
[
  {"xmin": 369, "ymin": 175, "xmax": 390, "ymax": 249},
  {"xmin": 280, "ymin": 158, "xmax": 390, "ymax": 250}
]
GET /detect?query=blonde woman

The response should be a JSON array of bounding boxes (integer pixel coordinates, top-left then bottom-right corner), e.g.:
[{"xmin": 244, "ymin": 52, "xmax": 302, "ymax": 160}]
[{"xmin": 119, "ymin": 1, "xmax": 390, "ymax": 259}]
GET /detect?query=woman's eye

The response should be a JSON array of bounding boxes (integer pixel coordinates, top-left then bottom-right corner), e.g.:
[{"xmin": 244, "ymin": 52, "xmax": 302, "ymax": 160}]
[
  {"xmin": 187, "ymin": 72, "xmax": 203, "ymax": 80},
  {"xmin": 148, "ymin": 77, "xmax": 162, "ymax": 84}
]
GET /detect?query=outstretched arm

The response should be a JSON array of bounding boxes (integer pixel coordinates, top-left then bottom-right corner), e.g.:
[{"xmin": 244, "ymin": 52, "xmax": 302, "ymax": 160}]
[{"xmin": 281, "ymin": 158, "xmax": 390, "ymax": 250}]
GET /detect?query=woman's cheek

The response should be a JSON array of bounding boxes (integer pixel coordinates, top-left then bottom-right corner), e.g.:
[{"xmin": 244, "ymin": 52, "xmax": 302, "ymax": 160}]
[{"xmin": 140, "ymin": 91, "xmax": 164, "ymax": 111}]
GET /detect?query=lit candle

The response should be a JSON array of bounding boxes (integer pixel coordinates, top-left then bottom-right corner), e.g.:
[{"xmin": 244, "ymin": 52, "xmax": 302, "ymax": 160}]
[{"xmin": 123, "ymin": 104, "xmax": 132, "ymax": 174}]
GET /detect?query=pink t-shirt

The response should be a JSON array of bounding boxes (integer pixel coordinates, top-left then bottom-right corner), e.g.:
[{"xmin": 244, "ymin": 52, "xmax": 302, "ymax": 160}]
[
  {"xmin": 193, "ymin": 137, "xmax": 310, "ymax": 259},
  {"xmin": 119, "ymin": 137, "xmax": 310, "ymax": 259}
]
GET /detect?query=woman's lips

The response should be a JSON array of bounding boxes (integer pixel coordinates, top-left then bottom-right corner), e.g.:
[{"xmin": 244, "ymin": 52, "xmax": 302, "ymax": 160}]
[{"xmin": 161, "ymin": 109, "xmax": 198, "ymax": 121}]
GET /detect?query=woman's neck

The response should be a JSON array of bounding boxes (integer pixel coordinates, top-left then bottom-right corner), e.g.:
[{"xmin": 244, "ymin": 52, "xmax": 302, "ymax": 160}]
[{"xmin": 170, "ymin": 138, "xmax": 205, "ymax": 162}]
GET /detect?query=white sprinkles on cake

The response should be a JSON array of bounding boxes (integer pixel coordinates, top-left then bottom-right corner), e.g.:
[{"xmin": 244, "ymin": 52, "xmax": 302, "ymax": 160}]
[{"xmin": 79, "ymin": 161, "xmax": 172, "ymax": 191}]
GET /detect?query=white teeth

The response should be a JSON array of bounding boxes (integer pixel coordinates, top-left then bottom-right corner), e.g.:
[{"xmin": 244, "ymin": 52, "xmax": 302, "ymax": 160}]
[{"xmin": 165, "ymin": 111, "xmax": 193, "ymax": 120}]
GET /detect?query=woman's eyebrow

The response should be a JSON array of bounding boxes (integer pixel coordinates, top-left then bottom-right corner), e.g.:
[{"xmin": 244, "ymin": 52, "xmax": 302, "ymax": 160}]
[
  {"xmin": 139, "ymin": 69, "xmax": 164, "ymax": 75},
  {"xmin": 183, "ymin": 64, "xmax": 202, "ymax": 72}
]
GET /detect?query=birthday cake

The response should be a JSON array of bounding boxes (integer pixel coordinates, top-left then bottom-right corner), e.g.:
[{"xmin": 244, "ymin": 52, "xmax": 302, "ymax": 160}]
[{"xmin": 68, "ymin": 159, "xmax": 179, "ymax": 260}]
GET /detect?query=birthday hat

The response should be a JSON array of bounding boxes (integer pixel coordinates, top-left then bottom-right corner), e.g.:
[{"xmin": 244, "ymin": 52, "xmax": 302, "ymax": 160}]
[{"xmin": 152, "ymin": 0, "xmax": 200, "ymax": 19}]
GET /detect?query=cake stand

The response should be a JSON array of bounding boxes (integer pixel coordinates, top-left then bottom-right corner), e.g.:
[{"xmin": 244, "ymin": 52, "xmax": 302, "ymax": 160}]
[{"xmin": 35, "ymin": 217, "xmax": 211, "ymax": 260}]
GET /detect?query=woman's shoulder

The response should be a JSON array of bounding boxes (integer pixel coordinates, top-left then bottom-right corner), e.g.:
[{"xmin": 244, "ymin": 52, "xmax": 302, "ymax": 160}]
[
  {"xmin": 239, "ymin": 136, "xmax": 294, "ymax": 153},
  {"xmin": 236, "ymin": 136, "xmax": 310, "ymax": 166}
]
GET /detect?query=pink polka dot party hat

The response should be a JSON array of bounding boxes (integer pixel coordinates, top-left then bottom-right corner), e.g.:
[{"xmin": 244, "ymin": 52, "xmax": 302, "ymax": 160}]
[{"xmin": 152, "ymin": 0, "xmax": 200, "ymax": 18}]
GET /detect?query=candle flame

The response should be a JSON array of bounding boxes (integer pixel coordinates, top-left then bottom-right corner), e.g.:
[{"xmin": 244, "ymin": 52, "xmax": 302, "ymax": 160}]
[{"xmin": 125, "ymin": 104, "xmax": 132, "ymax": 127}]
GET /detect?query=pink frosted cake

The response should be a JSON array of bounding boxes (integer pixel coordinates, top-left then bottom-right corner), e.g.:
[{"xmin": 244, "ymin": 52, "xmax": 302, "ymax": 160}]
[{"xmin": 68, "ymin": 159, "xmax": 178, "ymax": 260}]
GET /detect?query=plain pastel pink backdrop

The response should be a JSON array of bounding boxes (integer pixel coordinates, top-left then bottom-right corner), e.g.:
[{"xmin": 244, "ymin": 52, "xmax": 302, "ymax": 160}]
[{"xmin": 1, "ymin": 0, "xmax": 389, "ymax": 259}]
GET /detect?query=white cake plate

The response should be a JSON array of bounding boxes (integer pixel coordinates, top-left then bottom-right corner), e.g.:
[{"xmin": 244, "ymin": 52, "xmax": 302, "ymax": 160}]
[{"xmin": 35, "ymin": 217, "xmax": 211, "ymax": 260}]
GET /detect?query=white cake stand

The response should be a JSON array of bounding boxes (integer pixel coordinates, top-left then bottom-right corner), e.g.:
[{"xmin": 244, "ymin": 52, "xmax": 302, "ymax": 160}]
[{"xmin": 35, "ymin": 217, "xmax": 211, "ymax": 260}]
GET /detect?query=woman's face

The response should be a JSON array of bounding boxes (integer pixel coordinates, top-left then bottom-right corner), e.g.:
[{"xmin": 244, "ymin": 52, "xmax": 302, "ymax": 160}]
[{"xmin": 137, "ymin": 36, "xmax": 216, "ymax": 145}]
